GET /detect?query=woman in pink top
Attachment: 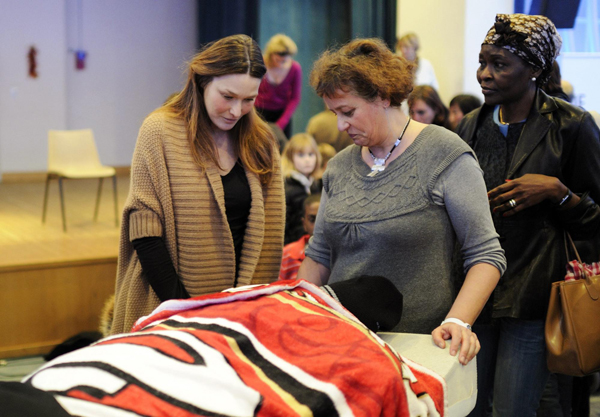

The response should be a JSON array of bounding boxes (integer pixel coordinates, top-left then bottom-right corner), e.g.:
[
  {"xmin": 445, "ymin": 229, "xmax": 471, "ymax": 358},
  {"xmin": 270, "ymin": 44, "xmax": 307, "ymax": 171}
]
[{"xmin": 255, "ymin": 34, "xmax": 302, "ymax": 138}]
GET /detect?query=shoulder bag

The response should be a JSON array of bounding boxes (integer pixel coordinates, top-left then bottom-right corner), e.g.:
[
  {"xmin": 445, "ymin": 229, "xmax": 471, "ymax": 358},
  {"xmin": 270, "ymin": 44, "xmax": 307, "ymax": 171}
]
[{"xmin": 545, "ymin": 232, "xmax": 600, "ymax": 376}]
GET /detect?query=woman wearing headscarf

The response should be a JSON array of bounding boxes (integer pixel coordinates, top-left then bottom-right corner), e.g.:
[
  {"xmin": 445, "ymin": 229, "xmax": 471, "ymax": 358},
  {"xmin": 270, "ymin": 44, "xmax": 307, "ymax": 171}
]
[{"xmin": 456, "ymin": 14, "xmax": 600, "ymax": 416}]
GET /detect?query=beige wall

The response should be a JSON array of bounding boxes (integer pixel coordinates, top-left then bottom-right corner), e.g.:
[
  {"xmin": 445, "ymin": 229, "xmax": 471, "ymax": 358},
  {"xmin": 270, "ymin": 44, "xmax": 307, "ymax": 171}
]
[
  {"xmin": 397, "ymin": 0, "xmax": 466, "ymax": 104},
  {"xmin": 397, "ymin": 0, "xmax": 513, "ymax": 105}
]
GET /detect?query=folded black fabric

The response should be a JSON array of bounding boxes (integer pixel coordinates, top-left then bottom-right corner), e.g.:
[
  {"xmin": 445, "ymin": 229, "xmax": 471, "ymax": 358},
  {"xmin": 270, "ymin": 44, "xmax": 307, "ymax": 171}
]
[
  {"xmin": 44, "ymin": 331, "xmax": 102, "ymax": 361},
  {"xmin": 325, "ymin": 275, "xmax": 403, "ymax": 332},
  {"xmin": 0, "ymin": 382, "xmax": 71, "ymax": 417}
]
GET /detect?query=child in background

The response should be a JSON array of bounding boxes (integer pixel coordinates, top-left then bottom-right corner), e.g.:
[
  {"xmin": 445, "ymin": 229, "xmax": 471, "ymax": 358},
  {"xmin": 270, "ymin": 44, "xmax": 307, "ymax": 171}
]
[
  {"xmin": 315, "ymin": 142, "xmax": 336, "ymax": 180},
  {"xmin": 282, "ymin": 133, "xmax": 322, "ymax": 244},
  {"xmin": 448, "ymin": 94, "xmax": 481, "ymax": 131},
  {"xmin": 279, "ymin": 194, "xmax": 321, "ymax": 280}
]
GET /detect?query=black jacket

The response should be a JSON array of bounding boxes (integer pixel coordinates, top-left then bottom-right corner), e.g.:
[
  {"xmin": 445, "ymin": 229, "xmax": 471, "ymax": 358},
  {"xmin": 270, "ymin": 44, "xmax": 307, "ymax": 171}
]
[{"xmin": 456, "ymin": 89, "xmax": 600, "ymax": 320}]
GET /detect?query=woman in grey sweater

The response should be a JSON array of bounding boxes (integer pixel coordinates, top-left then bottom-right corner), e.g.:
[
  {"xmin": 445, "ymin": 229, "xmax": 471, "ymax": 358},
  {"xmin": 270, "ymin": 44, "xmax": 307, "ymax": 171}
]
[{"xmin": 297, "ymin": 38, "xmax": 506, "ymax": 366}]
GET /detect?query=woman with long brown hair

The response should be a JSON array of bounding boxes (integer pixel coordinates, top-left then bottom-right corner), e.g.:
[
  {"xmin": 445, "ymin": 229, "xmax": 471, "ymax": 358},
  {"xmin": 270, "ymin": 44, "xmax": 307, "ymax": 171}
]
[
  {"xmin": 408, "ymin": 85, "xmax": 450, "ymax": 128},
  {"xmin": 111, "ymin": 34, "xmax": 285, "ymax": 335}
]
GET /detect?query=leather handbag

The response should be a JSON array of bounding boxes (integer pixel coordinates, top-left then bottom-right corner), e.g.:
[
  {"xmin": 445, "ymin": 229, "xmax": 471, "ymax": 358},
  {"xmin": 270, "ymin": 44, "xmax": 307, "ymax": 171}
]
[{"xmin": 545, "ymin": 232, "xmax": 600, "ymax": 376}]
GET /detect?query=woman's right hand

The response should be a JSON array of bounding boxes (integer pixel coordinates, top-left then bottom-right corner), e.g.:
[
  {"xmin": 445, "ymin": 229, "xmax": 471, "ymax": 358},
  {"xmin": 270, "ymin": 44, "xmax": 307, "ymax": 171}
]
[
  {"xmin": 488, "ymin": 174, "xmax": 574, "ymax": 216},
  {"xmin": 432, "ymin": 322, "xmax": 480, "ymax": 365}
]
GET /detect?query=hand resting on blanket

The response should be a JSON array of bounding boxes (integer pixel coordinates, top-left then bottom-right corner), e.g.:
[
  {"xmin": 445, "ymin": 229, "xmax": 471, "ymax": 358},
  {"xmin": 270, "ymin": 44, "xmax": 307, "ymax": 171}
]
[{"xmin": 1, "ymin": 277, "xmax": 450, "ymax": 417}]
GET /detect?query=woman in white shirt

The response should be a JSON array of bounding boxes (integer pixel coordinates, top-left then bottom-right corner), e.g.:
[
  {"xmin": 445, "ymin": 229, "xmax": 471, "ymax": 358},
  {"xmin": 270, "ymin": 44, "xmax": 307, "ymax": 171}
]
[{"xmin": 396, "ymin": 32, "xmax": 439, "ymax": 90}]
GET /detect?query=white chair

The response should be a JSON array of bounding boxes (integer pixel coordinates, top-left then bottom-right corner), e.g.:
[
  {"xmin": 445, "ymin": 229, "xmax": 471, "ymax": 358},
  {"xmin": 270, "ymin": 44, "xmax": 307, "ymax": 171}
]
[{"xmin": 42, "ymin": 129, "xmax": 118, "ymax": 232}]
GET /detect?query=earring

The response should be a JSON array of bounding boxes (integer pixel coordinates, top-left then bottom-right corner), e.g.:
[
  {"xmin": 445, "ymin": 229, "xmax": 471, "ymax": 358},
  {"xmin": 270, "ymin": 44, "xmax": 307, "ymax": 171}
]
[{"xmin": 531, "ymin": 77, "xmax": 537, "ymax": 81}]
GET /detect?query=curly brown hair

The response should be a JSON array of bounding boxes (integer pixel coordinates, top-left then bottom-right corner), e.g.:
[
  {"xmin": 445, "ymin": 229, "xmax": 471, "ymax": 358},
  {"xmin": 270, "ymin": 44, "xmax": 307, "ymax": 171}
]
[{"xmin": 310, "ymin": 38, "xmax": 414, "ymax": 106}]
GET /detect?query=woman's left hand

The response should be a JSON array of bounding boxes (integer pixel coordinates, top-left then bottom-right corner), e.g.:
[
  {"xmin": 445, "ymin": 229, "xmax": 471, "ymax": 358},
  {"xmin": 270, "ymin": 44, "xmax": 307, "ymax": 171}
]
[
  {"xmin": 432, "ymin": 323, "xmax": 480, "ymax": 365},
  {"xmin": 488, "ymin": 174, "xmax": 565, "ymax": 216}
]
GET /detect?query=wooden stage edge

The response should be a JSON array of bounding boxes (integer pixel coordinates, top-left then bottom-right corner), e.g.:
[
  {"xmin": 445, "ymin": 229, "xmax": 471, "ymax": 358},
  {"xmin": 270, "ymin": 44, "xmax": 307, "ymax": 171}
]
[
  {"xmin": 0, "ymin": 173, "xmax": 131, "ymax": 359},
  {"xmin": 0, "ymin": 255, "xmax": 118, "ymax": 359},
  {"xmin": 0, "ymin": 255, "xmax": 116, "ymax": 273}
]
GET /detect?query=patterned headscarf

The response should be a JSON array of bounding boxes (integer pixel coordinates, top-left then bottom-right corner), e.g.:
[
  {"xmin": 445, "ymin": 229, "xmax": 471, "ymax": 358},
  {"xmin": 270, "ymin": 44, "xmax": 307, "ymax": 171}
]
[{"xmin": 483, "ymin": 14, "xmax": 562, "ymax": 84}]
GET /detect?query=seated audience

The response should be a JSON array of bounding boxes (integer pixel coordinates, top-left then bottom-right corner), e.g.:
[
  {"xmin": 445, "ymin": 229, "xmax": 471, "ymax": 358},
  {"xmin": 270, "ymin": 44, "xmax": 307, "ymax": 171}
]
[
  {"xmin": 561, "ymin": 79, "xmax": 574, "ymax": 102},
  {"xmin": 408, "ymin": 85, "xmax": 450, "ymax": 128},
  {"xmin": 448, "ymin": 94, "xmax": 481, "ymax": 131},
  {"xmin": 279, "ymin": 193, "xmax": 320, "ymax": 281},
  {"xmin": 316, "ymin": 142, "xmax": 336, "ymax": 179},
  {"xmin": 282, "ymin": 133, "xmax": 321, "ymax": 245},
  {"xmin": 267, "ymin": 122, "xmax": 289, "ymax": 152}
]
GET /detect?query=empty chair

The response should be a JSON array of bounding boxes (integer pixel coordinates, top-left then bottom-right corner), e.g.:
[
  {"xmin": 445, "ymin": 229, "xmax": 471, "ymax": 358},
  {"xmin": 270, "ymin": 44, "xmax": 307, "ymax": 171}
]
[{"xmin": 42, "ymin": 129, "xmax": 118, "ymax": 232}]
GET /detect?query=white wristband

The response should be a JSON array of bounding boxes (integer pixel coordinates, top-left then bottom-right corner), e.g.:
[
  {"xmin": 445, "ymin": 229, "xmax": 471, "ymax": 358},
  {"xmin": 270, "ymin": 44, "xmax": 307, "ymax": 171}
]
[{"xmin": 441, "ymin": 318, "xmax": 472, "ymax": 331}]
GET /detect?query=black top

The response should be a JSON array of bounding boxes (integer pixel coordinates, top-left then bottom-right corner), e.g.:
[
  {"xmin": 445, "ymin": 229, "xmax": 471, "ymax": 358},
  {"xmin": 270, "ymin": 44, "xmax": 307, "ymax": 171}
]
[
  {"xmin": 132, "ymin": 237, "xmax": 190, "ymax": 302},
  {"xmin": 133, "ymin": 161, "xmax": 251, "ymax": 302},
  {"xmin": 221, "ymin": 161, "xmax": 251, "ymax": 284}
]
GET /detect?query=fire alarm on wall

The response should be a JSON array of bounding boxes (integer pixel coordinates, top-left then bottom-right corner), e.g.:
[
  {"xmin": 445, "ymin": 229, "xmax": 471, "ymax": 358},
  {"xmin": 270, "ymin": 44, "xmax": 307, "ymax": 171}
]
[
  {"xmin": 76, "ymin": 50, "xmax": 87, "ymax": 70},
  {"xmin": 28, "ymin": 46, "xmax": 38, "ymax": 78}
]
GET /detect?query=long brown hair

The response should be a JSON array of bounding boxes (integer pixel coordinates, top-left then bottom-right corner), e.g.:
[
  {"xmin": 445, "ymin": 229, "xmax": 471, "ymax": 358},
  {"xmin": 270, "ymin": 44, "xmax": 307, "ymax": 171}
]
[
  {"xmin": 408, "ymin": 85, "xmax": 449, "ymax": 127},
  {"xmin": 164, "ymin": 34, "xmax": 276, "ymax": 184}
]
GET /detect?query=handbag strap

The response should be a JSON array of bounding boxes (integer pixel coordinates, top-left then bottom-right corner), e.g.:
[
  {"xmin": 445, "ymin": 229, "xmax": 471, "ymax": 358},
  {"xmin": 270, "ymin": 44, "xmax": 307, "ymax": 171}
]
[
  {"xmin": 564, "ymin": 231, "xmax": 584, "ymax": 265},
  {"xmin": 564, "ymin": 231, "xmax": 599, "ymax": 300}
]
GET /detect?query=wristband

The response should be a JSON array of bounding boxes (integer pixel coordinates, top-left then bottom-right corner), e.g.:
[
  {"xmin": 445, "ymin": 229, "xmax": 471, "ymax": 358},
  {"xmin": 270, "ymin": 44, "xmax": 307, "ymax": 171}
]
[
  {"xmin": 441, "ymin": 318, "xmax": 472, "ymax": 331},
  {"xmin": 557, "ymin": 189, "xmax": 572, "ymax": 207}
]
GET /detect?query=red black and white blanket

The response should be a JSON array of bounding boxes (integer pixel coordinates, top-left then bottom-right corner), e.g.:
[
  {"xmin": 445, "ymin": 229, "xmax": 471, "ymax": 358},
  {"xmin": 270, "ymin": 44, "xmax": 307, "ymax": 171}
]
[{"xmin": 24, "ymin": 279, "xmax": 446, "ymax": 416}]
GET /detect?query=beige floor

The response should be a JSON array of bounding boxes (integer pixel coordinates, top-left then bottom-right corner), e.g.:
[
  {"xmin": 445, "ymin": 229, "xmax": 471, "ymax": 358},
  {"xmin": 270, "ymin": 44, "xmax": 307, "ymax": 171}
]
[{"xmin": 0, "ymin": 176, "xmax": 130, "ymax": 268}]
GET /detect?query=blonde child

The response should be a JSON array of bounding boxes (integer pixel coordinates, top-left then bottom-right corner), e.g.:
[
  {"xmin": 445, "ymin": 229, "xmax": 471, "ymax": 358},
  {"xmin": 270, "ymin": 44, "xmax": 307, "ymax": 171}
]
[{"xmin": 281, "ymin": 133, "xmax": 322, "ymax": 244}]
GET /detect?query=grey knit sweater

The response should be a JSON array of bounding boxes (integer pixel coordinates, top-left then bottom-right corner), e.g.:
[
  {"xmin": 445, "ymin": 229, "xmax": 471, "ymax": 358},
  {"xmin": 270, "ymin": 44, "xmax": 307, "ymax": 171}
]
[{"xmin": 306, "ymin": 125, "xmax": 506, "ymax": 333}]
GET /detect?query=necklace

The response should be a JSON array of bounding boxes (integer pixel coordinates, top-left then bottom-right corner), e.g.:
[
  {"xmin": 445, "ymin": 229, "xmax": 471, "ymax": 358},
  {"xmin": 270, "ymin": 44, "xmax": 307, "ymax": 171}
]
[
  {"xmin": 498, "ymin": 107, "xmax": 509, "ymax": 125},
  {"xmin": 367, "ymin": 117, "xmax": 411, "ymax": 177},
  {"xmin": 499, "ymin": 106, "xmax": 527, "ymax": 125}
]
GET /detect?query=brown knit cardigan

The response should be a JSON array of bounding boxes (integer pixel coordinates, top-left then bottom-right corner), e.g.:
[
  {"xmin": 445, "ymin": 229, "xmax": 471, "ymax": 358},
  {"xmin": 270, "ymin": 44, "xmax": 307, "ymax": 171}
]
[{"xmin": 111, "ymin": 111, "xmax": 285, "ymax": 335}]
